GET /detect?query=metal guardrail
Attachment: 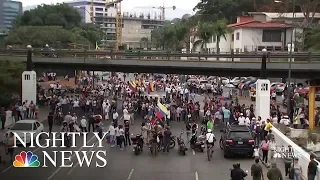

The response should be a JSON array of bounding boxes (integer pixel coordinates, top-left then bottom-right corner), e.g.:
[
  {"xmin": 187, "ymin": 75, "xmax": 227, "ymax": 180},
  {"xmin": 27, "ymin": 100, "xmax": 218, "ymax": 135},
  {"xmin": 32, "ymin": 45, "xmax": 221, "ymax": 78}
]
[{"xmin": 0, "ymin": 48, "xmax": 320, "ymax": 62}]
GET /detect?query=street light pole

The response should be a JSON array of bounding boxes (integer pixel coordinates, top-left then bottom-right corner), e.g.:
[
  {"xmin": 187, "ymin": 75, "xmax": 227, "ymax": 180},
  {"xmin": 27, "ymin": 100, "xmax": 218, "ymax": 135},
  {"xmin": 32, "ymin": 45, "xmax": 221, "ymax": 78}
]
[
  {"xmin": 286, "ymin": 0, "xmax": 296, "ymax": 116},
  {"xmin": 26, "ymin": 45, "xmax": 33, "ymax": 71},
  {"xmin": 261, "ymin": 48, "xmax": 267, "ymax": 79}
]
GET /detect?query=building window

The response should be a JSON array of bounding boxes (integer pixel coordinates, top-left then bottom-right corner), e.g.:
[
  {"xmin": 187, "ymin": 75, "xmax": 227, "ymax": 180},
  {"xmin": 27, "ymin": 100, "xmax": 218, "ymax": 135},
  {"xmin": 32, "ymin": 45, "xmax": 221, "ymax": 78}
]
[
  {"xmin": 95, "ymin": 8, "xmax": 103, "ymax": 11},
  {"xmin": 236, "ymin": 32, "xmax": 240, "ymax": 40},
  {"xmin": 95, "ymin": 13, "xmax": 103, "ymax": 17},
  {"xmin": 262, "ymin": 30, "xmax": 282, "ymax": 42},
  {"xmin": 24, "ymin": 74, "xmax": 30, "ymax": 80}
]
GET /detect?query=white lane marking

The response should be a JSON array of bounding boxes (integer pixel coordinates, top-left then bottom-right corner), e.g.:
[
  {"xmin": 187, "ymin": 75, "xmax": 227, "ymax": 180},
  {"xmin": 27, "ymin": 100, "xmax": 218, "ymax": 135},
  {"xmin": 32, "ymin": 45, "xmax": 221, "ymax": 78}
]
[
  {"xmin": 47, "ymin": 135, "xmax": 97, "ymax": 180},
  {"xmin": 195, "ymin": 171, "xmax": 199, "ymax": 180},
  {"xmin": 127, "ymin": 169, "xmax": 134, "ymax": 180},
  {"xmin": 67, "ymin": 143, "xmax": 98, "ymax": 175},
  {"xmin": 0, "ymin": 133, "xmax": 61, "ymax": 174},
  {"xmin": 192, "ymin": 150, "xmax": 195, "ymax": 155}
]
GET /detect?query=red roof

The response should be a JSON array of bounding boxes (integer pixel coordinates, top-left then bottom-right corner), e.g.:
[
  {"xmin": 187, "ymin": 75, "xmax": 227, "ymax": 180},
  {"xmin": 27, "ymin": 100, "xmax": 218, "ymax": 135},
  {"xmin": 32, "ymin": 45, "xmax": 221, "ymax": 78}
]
[{"xmin": 228, "ymin": 21, "xmax": 292, "ymax": 28}]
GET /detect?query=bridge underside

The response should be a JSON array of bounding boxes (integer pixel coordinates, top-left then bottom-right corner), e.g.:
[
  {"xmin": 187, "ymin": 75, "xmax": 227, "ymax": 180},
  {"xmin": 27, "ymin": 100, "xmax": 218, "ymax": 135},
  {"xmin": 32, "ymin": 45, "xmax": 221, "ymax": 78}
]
[{"xmin": 34, "ymin": 62, "xmax": 316, "ymax": 78}]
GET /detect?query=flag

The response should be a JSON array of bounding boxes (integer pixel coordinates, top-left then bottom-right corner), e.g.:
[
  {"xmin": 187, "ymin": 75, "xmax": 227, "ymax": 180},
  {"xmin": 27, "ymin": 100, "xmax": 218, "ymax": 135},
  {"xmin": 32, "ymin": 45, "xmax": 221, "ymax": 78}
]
[
  {"xmin": 149, "ymin": 81, "xmax": 154, "ymax": 92},
  {"xmin": 128, "ymin": 80, "xmax": 136, "ymax": 92},
  {"xmin": 156, "ymin": 101, "xmax": 169, "ymax": 119}
]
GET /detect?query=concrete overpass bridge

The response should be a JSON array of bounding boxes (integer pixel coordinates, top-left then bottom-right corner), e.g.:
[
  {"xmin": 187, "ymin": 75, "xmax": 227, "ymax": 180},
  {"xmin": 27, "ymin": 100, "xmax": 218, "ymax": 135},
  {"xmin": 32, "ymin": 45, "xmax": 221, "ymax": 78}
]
[{"xmin": 1, "ymin": 48, "xmax": 320, "ymax": 78}]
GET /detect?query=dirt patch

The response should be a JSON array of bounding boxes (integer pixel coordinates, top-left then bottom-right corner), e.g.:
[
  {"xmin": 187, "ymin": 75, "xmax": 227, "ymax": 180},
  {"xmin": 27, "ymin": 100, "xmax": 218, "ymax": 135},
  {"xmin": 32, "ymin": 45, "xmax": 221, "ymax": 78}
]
[{"xmin": 39, "ymin": 78, "xmax": 76, "ymax": 88}]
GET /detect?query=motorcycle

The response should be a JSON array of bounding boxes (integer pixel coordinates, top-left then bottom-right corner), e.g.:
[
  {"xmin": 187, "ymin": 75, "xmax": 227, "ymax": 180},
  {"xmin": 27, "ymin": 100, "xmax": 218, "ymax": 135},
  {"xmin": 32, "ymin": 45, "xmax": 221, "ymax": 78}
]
[
  {"xmin": 54, "ymin": 111, "xmax": 63, "ymax": 125},
  {"xmin": 177, "ymin": 131, "xmax": 187, "ymax": 155},
  {"xmin": 41, "ymin": 48, "xmax": 58, "ymax": 57},
  {"xmin": 190, "ymin": 133, "xmax": 205, "ymax": 152},
  {"xmin": 63, "ymin": 134, "xmax": 71, "ymax": 147},
  {"xmin": 131, "ymin": 134, "xmax": 143, "ymax": 155}
]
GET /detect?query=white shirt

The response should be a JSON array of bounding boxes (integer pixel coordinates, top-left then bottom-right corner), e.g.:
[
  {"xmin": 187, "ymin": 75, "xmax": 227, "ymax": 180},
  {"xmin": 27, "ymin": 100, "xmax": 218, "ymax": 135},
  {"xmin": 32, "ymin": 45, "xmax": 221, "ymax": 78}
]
[
  {"xmin": 80, "ymin": 118, "xmax": 87, "ymax": 127},
  {"xmin": 123, "ymin": 109, "xmax": 130, "ymax": 120},
  {"xmin": 73, "ymin": 100, "xmax": 79, "ymax": 107},
  {"xmin": 254, "ymin": 148, "xmax": 259, "ymax": 157},
  {"xmin": 280, "ymin": 118, "xmax": 290, "ymax": 125},
  {"xmin": 206, "ymin": 133, "xmax": 215, "ymax": 143},
  {"xmin": 272, "ymin": 117, "xmax": 278, "ymax": 124},
  {"xmin": 244, "ymin": 117, "xmax": 250, "ymax": 126},
  {"xmin": 108, "ymin": 125, "xmax": 115, "ymax": 135},
  {"xmin": 112, "ymin": 112, "xmax": 119, "ymax": 120},
  {"xmin": 238, "ymin": 116, "xmax": 245, "ymax": 125}
]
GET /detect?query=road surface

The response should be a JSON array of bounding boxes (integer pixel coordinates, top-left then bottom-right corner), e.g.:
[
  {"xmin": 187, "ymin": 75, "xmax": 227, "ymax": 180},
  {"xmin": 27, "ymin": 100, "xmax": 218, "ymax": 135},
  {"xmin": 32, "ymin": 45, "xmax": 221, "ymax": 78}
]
[{"xmin": 0, "ymin": 92, "xmax": 274, "ymax": 180}]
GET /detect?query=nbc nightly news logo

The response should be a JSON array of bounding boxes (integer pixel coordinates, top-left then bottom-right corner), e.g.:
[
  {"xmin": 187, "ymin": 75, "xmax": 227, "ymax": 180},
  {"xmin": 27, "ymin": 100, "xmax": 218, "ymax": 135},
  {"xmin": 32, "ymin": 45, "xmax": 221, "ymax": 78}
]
[{"xmin": 12, "ymin": 132, "xmax": 108, "ymax": 168}]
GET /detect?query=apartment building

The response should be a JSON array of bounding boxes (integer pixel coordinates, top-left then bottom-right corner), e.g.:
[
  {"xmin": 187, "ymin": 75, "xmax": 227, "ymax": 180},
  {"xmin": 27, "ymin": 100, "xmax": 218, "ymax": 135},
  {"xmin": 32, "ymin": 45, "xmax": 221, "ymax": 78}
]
[{"xmin": 66, "ymin": 0, "xmax": 164, "ymax": 48}]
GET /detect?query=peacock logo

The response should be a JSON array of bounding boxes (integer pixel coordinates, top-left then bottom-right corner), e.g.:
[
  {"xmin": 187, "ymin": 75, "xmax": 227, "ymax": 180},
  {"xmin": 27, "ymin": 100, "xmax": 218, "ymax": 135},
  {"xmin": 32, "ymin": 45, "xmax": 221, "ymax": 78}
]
[{"xmin": 13, "ymin": 151, "xmax": 40, "ymax": 167}]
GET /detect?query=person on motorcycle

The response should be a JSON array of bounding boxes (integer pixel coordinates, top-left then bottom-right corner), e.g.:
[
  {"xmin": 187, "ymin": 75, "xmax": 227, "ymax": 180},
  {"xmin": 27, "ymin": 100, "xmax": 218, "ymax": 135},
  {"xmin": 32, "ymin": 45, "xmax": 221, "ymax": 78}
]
[
  {"xmin": 60, "ymin": 121, "xmax": 70, "ymax": 132},
  {"xmin": 206, "ymin": 129, "xmax": 216, "ymax": 154},
  {"xmin": 191, "ymin": 121, "xmax": 198, "ymax": 134},
  {"xmin": 230, "ymin": 162, "xmax": 248, "ymax": 180}
]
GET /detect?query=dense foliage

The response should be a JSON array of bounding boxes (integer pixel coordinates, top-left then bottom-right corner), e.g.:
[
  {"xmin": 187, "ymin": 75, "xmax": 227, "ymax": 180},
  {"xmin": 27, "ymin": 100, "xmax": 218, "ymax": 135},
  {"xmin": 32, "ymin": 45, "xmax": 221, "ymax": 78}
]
[
  {"xmin": 6, "ymin": 3, "xmax": 103, "ymax": 48},
  {"xmin": 0, "ymin": 61, "xmax": 24, "ymax": 107}
]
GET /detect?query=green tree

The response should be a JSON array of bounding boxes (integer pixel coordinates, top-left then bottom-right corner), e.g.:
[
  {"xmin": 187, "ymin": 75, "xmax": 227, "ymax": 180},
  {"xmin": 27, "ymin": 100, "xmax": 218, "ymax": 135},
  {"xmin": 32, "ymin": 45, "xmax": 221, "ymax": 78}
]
[
  {"xmin": 193, "ymin": 0, "xmax": 254, "ymax": 22},
  {"xmin": 213, "ymin": 19, "xmax": 231, "ymax": 58},
  {"xmin": 9, "ymin": 4, "xmax": 103, "ymax": 47},
  {"xmin": 304, "ymin": 28, "xmax": 320, "ymax": 50},
  {"xmin": 5, "ymin": 26, "xmax": 91, "ymax": 48},
  {"xmin": 0, "ymin": 60, "xmax": 24, "ymax": 107},
  {"xmin": 193, "ymin": 22, "xmax": 215, "ymax": 52},
  {"xmin": 71, "ymin": 24, "xmax": 104, "ymax": 46},
  {"xmin": 14, "ymin": 4, "xmax": 82, "ymax": 29}
]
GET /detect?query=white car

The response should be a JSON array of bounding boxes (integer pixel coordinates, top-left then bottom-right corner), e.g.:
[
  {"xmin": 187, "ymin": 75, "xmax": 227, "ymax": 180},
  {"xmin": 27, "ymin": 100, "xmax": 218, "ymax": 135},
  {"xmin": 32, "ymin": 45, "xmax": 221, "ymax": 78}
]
[
  {"xmin": 230, "ymin": 77, "xmax": 247, "ymax": 86},
  {"xmin": 199, "ymin": 80, "xmax": 213, "ymax": 91},
  {"xmin": 220, "ymin": 77, "xmax": 230, "ymax": 85},
  {"xmin": 5, "ymin": 120, "xmax": 44, "ymax": 144}
]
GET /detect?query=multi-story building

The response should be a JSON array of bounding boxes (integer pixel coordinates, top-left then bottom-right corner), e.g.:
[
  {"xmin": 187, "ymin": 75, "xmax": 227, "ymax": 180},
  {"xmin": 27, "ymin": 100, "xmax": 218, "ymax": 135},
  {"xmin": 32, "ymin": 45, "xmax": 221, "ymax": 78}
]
[
  {"xmin": 66, "ymin": 0, "xmax": 164, "ymax": 48},
  {"xmin": 0, "ymin": 0, "xmax": 23, "ymax": 32},
  {"xmin": 190, "ymin": 12, "xmax": 320, "ymax": 56}
]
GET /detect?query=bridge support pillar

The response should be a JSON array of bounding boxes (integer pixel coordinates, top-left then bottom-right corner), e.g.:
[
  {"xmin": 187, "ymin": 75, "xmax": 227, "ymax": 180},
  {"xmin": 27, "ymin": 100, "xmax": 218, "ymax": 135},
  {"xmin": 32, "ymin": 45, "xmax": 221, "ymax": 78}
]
[
  {"xmin": 307, "ymin": 79, "xmax": 320, "ymax": 130},
  {"xmin": 255, "ymin": 79, "xmax": 270, "ymax": 122}
]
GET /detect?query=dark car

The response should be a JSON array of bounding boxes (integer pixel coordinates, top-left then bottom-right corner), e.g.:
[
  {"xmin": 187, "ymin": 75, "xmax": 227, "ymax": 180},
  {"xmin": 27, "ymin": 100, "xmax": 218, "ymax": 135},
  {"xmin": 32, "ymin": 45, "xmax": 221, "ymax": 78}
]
[{"xmin": 219, "ymin": 124, "xmax": 254, "ymax": 158}]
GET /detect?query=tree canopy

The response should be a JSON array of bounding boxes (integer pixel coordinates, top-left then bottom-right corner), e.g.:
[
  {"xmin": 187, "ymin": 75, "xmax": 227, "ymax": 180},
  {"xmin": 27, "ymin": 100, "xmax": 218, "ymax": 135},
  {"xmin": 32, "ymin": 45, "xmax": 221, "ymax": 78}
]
[
  {"xmin": 14, "ymin": 4, "xmax": 82, "ymax": 29},
  {"xmin": 0, "ymin": 60, "xmax": 24, "ymax": 107},
  {"xmin": 6, "ymin": 3, "xmax": 103, "ymax": 48}
]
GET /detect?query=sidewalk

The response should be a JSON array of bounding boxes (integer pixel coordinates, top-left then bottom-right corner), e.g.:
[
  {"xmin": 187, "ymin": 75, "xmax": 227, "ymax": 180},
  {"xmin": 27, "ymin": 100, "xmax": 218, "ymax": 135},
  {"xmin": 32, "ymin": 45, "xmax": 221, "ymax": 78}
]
[{"xmin": 0, "ymin": 107, "xmax": 50, "ymax": 142}]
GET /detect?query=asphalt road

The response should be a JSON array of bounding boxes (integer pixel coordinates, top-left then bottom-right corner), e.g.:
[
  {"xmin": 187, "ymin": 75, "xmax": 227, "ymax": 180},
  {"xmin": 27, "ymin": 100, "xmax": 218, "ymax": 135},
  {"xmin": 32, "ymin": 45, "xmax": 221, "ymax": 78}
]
[
  {"xmin": 0, "ymin": 120, "xmax": 268, "ymax": 180},
  {"xmin": 0, "ymin": 91, "xmax": 275, "ymax": 180}
]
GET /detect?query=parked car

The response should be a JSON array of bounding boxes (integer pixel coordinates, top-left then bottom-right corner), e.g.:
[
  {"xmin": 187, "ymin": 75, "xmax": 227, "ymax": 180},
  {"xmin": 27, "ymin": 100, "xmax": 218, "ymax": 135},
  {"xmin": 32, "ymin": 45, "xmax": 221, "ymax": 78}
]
[{"xmin": 5, "ymin": 120, "xmax": 44, "ymax": 144}]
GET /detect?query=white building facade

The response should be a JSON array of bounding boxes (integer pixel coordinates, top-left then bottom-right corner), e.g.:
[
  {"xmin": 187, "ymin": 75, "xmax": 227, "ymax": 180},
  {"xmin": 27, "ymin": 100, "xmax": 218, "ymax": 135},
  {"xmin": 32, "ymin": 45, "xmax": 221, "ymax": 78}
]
[{"xmin": 191, "ymin": 12, "xmax": 320, "ymax": 55}]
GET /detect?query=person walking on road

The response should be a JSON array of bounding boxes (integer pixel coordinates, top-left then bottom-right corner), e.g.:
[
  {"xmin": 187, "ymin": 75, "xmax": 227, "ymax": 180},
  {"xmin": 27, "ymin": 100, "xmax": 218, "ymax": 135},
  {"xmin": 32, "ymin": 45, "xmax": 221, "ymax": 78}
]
[
  {"xmin": 251, "ymin": 158, "xmax": 264, "ymax": 180},
  {"xmin": 267, "ymin": 163, "xmax": 283, "ymax": 180},
  {"xmin": 308, "ymin": 154, "xmax": 318, "ymax": 180},
  {"xmin": 0, "ymin": 107, "xmax": 6, "ymax": 129},
  {"xmin": 163, "ymin": 126, "xmax": 172, "ymax": 153},
  {"xmin": 48, "ymin": 112, "xmax": 54, "ymax": 134}
]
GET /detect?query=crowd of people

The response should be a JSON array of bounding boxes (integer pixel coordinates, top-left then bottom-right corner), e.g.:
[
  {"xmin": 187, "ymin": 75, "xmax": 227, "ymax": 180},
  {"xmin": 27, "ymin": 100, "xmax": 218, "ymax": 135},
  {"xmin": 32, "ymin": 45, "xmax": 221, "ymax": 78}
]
[{"xmin": 0, "ymin": 72, "xmax": 319, "ymax": 180}]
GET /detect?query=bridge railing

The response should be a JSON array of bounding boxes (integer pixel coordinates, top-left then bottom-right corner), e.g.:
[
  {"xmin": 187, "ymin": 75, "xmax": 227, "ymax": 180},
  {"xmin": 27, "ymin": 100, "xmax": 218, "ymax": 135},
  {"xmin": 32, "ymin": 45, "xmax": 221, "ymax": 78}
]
[{"xmin": 1, "ymin": 48, "xmax": 320, "ymax": 62}]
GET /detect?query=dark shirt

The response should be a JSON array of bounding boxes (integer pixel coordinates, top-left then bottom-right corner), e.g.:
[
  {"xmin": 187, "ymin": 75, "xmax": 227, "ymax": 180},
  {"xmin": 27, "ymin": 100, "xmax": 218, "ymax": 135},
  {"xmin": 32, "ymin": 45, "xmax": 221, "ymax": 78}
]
[
  {"xmin": 124, "ymin": 123, "xmax": 129, "ymax": 134},
  {"xmin": 231, "ymin": 168, "xmax": 247, "ymax": 180},
  {"xmin": 186, "ymin": 124, "xmax": 191, "ymax": 131},
  {"xmin": 0, "ymin": 113, "xmax": 6, "ymax": 121},
  {"xmin": 163, "ymin": 130, "xmax": 172, "ymax": 142},
  {"xmin": 308, "ymin": 160, "xmax": 318, "ymax": 176}
]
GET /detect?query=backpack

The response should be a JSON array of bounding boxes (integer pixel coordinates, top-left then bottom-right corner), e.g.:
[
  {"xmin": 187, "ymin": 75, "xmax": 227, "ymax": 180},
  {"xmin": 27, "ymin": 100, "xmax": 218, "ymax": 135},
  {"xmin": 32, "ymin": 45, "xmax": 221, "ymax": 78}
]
[{"xmin": 262, "ymin": 141, "xmax": 268, "ymax": 150}]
